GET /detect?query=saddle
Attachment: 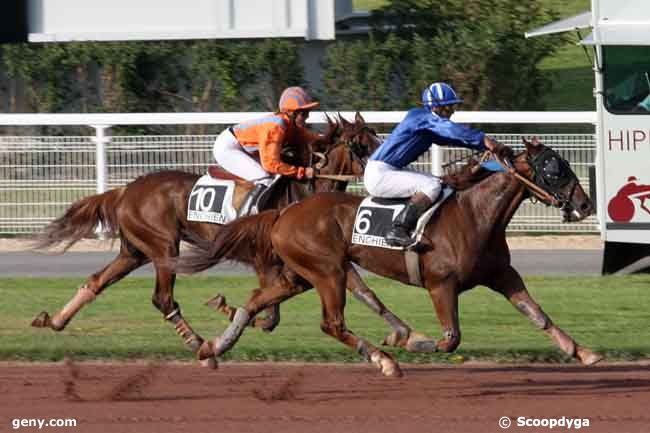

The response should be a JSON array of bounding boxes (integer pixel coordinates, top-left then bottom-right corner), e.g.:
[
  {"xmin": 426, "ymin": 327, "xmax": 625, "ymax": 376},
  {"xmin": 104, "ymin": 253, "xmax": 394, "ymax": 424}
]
[
  {"xmin": 351, "ymin": 187, "xmax": 454, "ymax": 250},
  {"xmin": 208, "ymin": 166, "xmax": 244, "ymax": 182},
  {"xmin": 188, "ymin": 167, "xmax": 283, "ymax": 224}
]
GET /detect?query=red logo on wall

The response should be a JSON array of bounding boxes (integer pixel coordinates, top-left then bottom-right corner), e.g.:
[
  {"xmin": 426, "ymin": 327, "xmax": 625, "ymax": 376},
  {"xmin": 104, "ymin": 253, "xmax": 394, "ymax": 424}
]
[{"xmin": 608, "ymin": 176, "xmax": 650, "ymax": 222}]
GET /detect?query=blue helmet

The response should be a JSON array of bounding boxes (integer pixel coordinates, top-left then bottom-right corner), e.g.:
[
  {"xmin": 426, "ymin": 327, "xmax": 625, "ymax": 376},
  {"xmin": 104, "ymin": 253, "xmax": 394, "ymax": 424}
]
[{"xmin": 421, "ymin": 82, "xmax": 463, "ymax": 108}]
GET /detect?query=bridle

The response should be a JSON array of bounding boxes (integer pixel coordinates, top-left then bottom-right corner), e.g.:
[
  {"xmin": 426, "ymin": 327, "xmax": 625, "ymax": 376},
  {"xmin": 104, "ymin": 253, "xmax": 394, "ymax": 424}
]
[
  {"xmin": 311, "ymin": 125, "xmax": 376, "ymax": 183},
  {"xmin": 341, "ymin": 124, "xmax": 377, "ymax": 172},
  {"xmin": 526, "ymin": 147, "xmax": 579, "ymax": 212},
  {"xmin": 494, "ymin": 147, "xmax": 578, "ymax": 210}
]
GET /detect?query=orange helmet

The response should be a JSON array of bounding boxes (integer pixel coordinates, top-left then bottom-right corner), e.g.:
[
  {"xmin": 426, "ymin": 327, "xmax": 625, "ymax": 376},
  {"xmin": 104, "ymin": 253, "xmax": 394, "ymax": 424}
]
[{"xmin": 278, "ymin": 87, "xmax": 319, "ymax": 112}]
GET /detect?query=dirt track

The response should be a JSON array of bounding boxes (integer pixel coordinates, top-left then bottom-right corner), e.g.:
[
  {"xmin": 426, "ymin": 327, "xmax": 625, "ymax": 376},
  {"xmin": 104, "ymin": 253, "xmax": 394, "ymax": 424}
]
[{"xmin": 1, "ymin": 361, "xmax": 649, "ymax": 433}]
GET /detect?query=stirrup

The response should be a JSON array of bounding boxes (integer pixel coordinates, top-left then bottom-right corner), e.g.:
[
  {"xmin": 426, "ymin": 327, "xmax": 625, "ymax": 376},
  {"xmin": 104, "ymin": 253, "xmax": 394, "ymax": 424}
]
[
  {"xmin": 237, "ymin": 184, "xmax": 267, "ymax": 218},
  {"xmin": 385, "ymin": 226, "xmax": 413, "ymax": 247}
]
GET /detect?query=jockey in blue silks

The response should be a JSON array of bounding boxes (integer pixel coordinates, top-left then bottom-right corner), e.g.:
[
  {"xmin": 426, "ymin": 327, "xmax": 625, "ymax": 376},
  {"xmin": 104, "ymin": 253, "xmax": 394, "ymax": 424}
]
[{"xmin": 363, "ymin": 82, "xmax": 509, "ymax": 247}]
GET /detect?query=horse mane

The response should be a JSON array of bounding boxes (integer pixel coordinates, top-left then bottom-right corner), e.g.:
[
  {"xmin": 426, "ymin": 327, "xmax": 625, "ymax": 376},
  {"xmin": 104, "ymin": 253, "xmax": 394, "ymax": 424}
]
[{"xmin": 441, "ymin": 159, "xmax": 495, "ymax": 191}]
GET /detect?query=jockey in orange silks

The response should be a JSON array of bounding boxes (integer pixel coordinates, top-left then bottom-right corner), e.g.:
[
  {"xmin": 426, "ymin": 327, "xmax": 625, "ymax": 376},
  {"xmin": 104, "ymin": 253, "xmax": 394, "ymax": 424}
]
[{"xmin": 212, "ymin": 87, "xmax": 321, "ymax": 216}]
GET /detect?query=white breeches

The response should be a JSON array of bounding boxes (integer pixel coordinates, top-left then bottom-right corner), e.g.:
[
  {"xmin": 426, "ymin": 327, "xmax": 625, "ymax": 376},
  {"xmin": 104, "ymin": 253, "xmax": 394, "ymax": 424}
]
[
  {"xmin": 363, "ymin": 160, "xmax": 441, "ymax": 201},
  {"xmin": 212, "ymin": 129, "xmax": 273, "ymax": 186}
]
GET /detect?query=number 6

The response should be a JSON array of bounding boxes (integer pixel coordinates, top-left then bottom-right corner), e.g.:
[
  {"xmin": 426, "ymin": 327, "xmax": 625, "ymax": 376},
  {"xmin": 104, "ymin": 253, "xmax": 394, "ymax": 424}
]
[{"xmin": 355, "ymin": 209, "xmax": 372, "ymax": 234}]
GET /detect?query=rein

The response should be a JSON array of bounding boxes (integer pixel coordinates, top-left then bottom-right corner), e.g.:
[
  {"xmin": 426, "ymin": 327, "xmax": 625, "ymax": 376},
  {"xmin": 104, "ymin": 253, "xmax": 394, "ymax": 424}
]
[{"xmin": 315, "ymin": 173, "xmax": 360, "ymax": 181}]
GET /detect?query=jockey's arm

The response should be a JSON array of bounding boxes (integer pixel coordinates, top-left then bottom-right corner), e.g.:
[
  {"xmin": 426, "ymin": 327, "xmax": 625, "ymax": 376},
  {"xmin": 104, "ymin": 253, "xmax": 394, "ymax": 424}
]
[{"xmin": 258, "ymin": 130, "xmax": 313, "ymax": 179}]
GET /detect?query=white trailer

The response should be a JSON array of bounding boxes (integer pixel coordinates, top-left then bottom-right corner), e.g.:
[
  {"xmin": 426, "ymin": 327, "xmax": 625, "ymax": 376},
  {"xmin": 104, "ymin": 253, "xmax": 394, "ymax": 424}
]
[{"xmin": 527, "ymin": 0, "xmax": 650, "ymax": 273}]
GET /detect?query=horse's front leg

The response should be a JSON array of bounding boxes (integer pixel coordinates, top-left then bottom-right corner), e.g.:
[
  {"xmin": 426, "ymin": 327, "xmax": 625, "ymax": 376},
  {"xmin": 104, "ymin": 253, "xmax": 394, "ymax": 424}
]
[
  {"xmin": 346, "ymin": 266, "xmax": 437, "ymax": 353},
  {"xmin": 488, "ymin": 265, "xmax": 602, "ymax": 365}
]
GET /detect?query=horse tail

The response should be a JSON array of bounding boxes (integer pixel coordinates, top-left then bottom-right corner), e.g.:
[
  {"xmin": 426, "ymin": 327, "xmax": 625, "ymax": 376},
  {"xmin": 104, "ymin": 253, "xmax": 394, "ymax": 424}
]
[
  {"xmin": 31, "ymin": 187, "xmax": 125, "ymax": 252},
  {"xmin": 176, "ymin": 210, "xmax": 280, "ymax": 274}
]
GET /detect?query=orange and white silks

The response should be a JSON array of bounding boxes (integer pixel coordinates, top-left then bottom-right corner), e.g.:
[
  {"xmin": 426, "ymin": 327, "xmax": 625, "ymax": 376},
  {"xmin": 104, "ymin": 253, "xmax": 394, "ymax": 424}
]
[{"xmin": 231, "ymin": 112, "xmax": 319, "ymax": 179}]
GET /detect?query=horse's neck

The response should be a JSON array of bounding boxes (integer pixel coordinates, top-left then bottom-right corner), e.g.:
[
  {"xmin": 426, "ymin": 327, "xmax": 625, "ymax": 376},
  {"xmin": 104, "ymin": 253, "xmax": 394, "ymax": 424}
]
[
  {"xmin": 265, "ymin": 178, "xmax": 343, "ymax": 209},
  {"xmin": 316, "ymin": 146, "xmax": 353, "ymax": 193},
  {"xmin": 265, "ymin": 145, "xmax": 353, "ymax": 208},
  {"xmin": 456, "ymin": 172, "xmax": 527, "ymax": 242}
]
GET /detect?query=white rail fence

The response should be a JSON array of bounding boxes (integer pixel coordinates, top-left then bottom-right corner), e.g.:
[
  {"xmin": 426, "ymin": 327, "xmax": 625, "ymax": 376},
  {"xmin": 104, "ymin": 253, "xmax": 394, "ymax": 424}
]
[{"xmin": 0, "ymin": 111, "xmax": 598, "ymax": 234}]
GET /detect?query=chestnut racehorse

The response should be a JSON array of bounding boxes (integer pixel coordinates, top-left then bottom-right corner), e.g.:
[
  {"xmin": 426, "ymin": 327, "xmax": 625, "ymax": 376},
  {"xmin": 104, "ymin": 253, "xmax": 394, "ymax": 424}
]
[
  {"xmin": 30, "ymin": 113, "xmax": 380, "ymax": 362},
  {"xmin": 176, "ymin": 138, "xmax": 602, "ymax": 375}
]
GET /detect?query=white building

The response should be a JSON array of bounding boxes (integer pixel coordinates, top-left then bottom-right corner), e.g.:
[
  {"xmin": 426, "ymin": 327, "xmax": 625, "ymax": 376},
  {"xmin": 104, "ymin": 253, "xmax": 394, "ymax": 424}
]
[{"xmin": 528, "ymin": 0, "xmax": 650, "ymax": 273}]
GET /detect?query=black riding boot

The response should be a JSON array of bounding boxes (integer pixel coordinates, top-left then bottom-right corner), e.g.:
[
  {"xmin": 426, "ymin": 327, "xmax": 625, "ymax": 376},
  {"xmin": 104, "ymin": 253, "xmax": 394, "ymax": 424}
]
[
  {"xmin": 238, "ymin": 184, "xmax": 267, "ymax": 218},
  {"xmin": 385, "ymin": 193, "xmax": 433, "ymax": 247}
]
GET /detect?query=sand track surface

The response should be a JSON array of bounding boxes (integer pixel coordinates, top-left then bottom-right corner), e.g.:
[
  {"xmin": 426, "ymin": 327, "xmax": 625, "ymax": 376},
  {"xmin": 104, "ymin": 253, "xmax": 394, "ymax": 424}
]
[{"xmin": 1, "ymin": 361, "xmax": 648, "ymax": 433}]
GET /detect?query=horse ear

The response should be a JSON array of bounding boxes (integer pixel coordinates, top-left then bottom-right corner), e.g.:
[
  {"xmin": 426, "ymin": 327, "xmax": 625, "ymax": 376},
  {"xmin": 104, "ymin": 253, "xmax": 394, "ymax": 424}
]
[
  {"xmin": 355, "ymin": 111, "xmax": 365, "ymax": 125},
  {"xmin": 338, "ymin": 112, "xmax": 351, "ymax": 128},
  {"xmin": 324, "ymin": 112, "xmax": 335, "ymax": 129},
  {"xmin": 308, "ymin": 113, "xmax": 337, "ymax": 153},
  {"xmin": 521, "ymin": 136, "xmax": 540, "ymax": 153},
  {"xmin": 324, "ymin": 112, "xmax": 338, "ymax": 142}
]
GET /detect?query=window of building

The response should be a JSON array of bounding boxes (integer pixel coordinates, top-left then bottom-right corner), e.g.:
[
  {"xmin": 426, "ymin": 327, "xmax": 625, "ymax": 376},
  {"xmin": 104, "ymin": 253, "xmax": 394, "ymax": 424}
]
[{"xmin": 603, "ymin": 46, "xmax": 650, "ymax": 115}]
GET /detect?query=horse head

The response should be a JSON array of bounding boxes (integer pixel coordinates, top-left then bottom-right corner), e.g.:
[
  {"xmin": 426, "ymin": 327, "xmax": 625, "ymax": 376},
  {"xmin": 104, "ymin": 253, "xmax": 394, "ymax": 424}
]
[
  {"xmin": 514, "ymin": 137, "xmax": 593, "ymax": 222},
  {"xmin": 311, "ymin": 112, "xmax": 380, "ymax": 178},
  {"xmin": 339, "ymin": 112, "xmax": 381, "ymax": 165}
]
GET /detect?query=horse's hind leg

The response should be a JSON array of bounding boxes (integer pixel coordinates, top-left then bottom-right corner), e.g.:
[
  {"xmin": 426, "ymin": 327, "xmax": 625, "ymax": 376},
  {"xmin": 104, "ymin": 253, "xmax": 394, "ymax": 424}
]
[
  {"xmin": 198, "ymin": 267, "xmax": 307, "ymax": 362},
  {"xmin": 346, "ymin": 266, "xmax": 437, "ymax": 353},
  {"xmin": 427, "ymin": 276, "xmax": 462, "ymax": 353},
  {"xmin": 272, "ymin": 217, "xmax": 401, "ymax": 376},
  {"xmin": 31, "ymin": 242, "xmax": 147, "ymax": 331},
  {"xmin": 205, "ymin": 294, "xmax": 280, "ymax": 332},
  {"xmin": 316, "ymin": 275, "xmax": 402, "ymax": 377},
  {"xmin": 488, "ymin": 265, "xmax": 602, "ymax": 365}
]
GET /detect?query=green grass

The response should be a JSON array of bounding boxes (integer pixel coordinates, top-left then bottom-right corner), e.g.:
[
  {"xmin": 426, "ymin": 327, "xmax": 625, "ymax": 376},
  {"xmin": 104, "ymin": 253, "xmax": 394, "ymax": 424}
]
[
  {"xmin": 538, "ymin": 0, "xmax": 595, "ymax": 110},
  {"xmin": 1, "ymin": 275, "xmax": 648, "ymax": 363},
  {"xmin": 353, "ymin": 0, "xmax": 387, "ymax": 11}
]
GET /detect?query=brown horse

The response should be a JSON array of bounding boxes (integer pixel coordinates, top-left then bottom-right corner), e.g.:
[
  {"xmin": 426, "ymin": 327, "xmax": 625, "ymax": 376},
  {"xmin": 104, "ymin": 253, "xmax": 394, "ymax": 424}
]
[
  {"xmin": 30, "ymin": 113, "xmax": 380, "ymax": 363},
  {"xmin": 176, "ymin": 138, "xmax": 602, "ymax": 375}
]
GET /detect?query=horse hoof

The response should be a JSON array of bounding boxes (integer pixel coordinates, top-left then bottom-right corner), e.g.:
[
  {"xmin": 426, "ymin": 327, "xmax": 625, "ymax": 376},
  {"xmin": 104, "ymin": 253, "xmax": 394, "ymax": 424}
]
[
  {"xmin": 205, "ymin": 294, "xmax": 227, "ymax": 311},
  {"xmin": 382, "ymin": 330, "xmax": 408, "ymax": 348},
  {"xmin": 371, "ymin": 351, "xmax": 403, "ymax": 378},
  {"xmin": 405, "ymin": 332, "xmax": 438, "ymax": 353},
  {"xmin": 31, "ymin": 311, "xmax": 52, "ymax": 328},
  {"xmin": 261, "ymin": 325, "xmax": 276, "ymax": 334},
  {"xmin": 200, "ymin": 357, "xmax": 219, "ymax": 370},
  {"xmin": 383, "ymin": 363, "xmax": 403, "ymax": 378},
  {"xmin": 577, "ymin": 347, "xmax": 603, "ymax": 366},
  {"xmin": 382, "ymin": 331, "xmax": 399, "ymax": 347},
  {"xmin": 197, "ymin": 340, "xmax": 215, "ymax": 361}
]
